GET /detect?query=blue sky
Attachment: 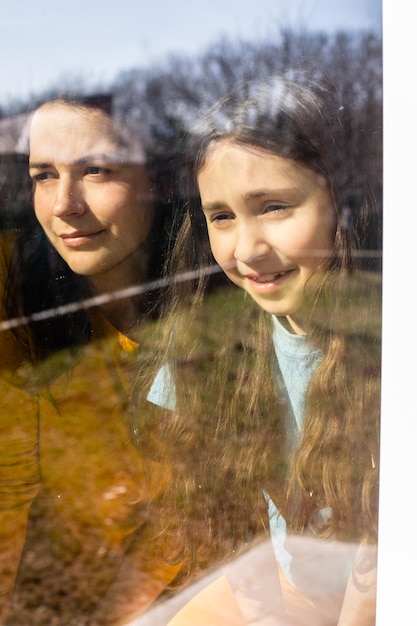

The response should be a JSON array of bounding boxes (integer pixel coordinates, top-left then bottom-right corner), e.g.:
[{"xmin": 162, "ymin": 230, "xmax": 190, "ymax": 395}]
[{"xmin": 1, "ymin": 0, "xmax": 381, "ymax": 106}]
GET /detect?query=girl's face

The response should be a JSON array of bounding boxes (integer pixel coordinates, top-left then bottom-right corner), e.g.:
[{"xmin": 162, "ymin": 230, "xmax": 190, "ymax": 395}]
[
  {"xmin": 197, "ymin": 141, "xmax": 336, "ymax": 334},
  {"xmin": 29, "ymin": 103, "xmax": 154, "ymax": 292}
]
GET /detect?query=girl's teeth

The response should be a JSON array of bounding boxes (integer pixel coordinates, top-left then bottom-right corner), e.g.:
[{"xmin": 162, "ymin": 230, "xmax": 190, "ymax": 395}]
[{"xmin": 253, "ymin": 273, "xmax": 282, "ymax": 283}]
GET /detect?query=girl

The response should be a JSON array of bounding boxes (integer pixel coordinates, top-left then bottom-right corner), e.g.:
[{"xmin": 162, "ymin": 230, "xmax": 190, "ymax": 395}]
[
  {"xmin": 0, "ymin": 96, "xmax": 181, "ymax": 625},
  {"xmin": 149, "ymin": 75, "xmax": 382, "ymax": 624}
]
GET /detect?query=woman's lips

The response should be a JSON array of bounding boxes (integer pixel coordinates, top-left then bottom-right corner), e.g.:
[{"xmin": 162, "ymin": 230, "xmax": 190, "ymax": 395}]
[{"xmin": 60, "ymin": 231, "xmax": 105, "ymax": 247}]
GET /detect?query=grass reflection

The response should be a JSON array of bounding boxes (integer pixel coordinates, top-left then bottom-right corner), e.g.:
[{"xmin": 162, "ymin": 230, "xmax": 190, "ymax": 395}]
[{"xmin": 4, "ymin": 273, "xmax": 381, "ymax": 625}]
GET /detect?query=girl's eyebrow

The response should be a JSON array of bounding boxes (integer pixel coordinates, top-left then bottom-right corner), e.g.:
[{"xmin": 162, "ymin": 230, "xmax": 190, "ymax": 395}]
[
  {"xmin": 202, "ymin": 188, "xmax": 300, "ymax": 211},
  {"xmin": 242, "ymin": 187, "xmax": 299, "ymax": 200},
  {"xmin": 243, "ymin": 189, "xmax": 274, "ymax": 200},
  {"xmin": 201, "ymin": 201, "xmax": 224, "ymax": 213}
]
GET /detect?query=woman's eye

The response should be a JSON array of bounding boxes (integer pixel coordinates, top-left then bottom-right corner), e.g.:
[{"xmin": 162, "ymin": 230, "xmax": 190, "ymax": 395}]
[
  {"xmin": 85, "ymin": 166, "xmax": 111, "ymax": 176},
  {"xmin": 31, "ymin": 171, "xmax": 55, "ymax": 183}
]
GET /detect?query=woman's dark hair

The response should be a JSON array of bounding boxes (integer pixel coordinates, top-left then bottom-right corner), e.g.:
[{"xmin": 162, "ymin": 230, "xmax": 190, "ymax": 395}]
[{"xmin": 3, "ymin": 95, "xmax": 175, "ymax": 362}]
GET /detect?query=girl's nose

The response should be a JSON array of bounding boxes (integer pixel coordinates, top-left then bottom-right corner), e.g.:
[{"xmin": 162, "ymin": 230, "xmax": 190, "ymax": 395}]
[
  {"xmin": 233, "ymin": 223, "xmax": 271, "ymax": 264},
  {"xmin": 53, "ymin": 179, "xmax": 86, "ymax": 217}
]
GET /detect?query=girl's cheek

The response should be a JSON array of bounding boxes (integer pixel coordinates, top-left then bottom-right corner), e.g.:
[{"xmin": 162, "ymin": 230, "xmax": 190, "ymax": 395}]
[{"xmin": 207, "ymin": 235, "xmax": 224, "ymax": 262}]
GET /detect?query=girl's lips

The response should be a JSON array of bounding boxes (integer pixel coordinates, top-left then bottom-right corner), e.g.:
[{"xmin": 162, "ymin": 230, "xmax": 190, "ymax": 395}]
[
  {"xmin": 246, "ymin": 269, "xmax": 294, "ymax": 281},
  {"xmin": 249, "ymin": 272, "xmax": 285, "ymax": 283},
  {"xmin": 245, "ymin": 269, "xmax": 295, "ymax": 289}
]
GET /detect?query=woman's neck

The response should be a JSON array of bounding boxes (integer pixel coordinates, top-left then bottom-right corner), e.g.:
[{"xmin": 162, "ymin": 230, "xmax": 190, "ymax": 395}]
[
  {"xmin": 98, "ymin": 296, "xmax": 144, "ymax": 337},
  {"xmin": 87, "ymin": 246, "xmax": 150, "ymax": 336}
]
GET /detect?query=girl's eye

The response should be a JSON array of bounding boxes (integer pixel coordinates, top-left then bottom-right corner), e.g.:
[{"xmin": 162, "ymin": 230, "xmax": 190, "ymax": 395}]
[
  {"xmin": 265, "ymin": 203, "xmax": 290, "ymax": 214},
  {"xmin": 212, "ymin": 213, "xmax": 232, "ymax": 221},
  {"xmin": 208, "ymin": 213, "xmax": 234, "ymax": 227}
]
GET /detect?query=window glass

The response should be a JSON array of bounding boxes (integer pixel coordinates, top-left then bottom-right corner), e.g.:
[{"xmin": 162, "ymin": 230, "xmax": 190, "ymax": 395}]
[{"xmin": 0, "ymin": 3, "xmax": 388, "ymax": 625}]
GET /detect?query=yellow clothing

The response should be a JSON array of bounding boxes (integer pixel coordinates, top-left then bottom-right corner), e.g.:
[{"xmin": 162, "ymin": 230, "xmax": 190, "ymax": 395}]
[
  {"xmin": 0, "ymin": 236, "xmax": 180, "ymax": 625},
  {"xmin": 0, "ymin": 236, "xmax": 40, "ymax": 624}
]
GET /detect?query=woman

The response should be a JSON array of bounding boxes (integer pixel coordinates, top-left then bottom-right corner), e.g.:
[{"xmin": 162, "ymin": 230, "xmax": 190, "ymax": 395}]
[
  {"xmin": 0, "ymin": 96, "xmax": 180, "ymax": 625},
  {"xmin": 145, "ymin": 74, "xmax": 381, "ymax": 625}
]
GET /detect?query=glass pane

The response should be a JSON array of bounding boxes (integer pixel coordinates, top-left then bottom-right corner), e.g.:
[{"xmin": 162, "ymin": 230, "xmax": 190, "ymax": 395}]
[{"xmin": 0, "ymin": 3, "xmax": 386, "ymax": 625}]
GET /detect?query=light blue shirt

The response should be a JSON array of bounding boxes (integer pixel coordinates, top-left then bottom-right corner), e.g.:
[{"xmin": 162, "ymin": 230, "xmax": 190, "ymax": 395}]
[
  {"xmin": 266, "ymin": 316, "xmax": 322, "ymax": 585},
  {"xmin": 267, "ymin": 317, "xmax": 355, "ymax": 594},
  {"xmin": 147, "ymin": 362, "xmax": 176, "ymax": 411},
  {"xmin": 147, "ymin": 316, "xmax": 354, "ymax": 593},
  {"xmin": 271, "ymin": 315, "xmax": 321, "ymax": 443}
]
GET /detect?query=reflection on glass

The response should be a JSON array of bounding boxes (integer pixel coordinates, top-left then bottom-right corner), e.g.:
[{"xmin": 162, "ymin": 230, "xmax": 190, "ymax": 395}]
[
  {"xmin": 0, "ymin": 95, "xmax": 180, "ymax": 625},
  {"xmin": 0, "ymin": 28, "xmax": 382, "ymax": 626},
  {"xmin": 144, "ymin": 74, "xmax": 381, "ymax": 626}
]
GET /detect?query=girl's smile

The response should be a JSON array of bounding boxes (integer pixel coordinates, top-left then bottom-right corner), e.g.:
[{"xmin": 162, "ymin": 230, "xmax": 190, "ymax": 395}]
[
  {"xmin": 244, "ymin": 269, "xmax": 296, "ymax": 290},
  {"xmin": 197, "ymin": 141, "xmax": 336, "ymax": 333}
]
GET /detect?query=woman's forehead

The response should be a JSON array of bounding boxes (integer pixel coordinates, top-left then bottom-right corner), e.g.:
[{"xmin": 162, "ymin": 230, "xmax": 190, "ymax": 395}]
[{"xmin": 29, "ymin": 103, "xmax": 145, "ymax": 166}]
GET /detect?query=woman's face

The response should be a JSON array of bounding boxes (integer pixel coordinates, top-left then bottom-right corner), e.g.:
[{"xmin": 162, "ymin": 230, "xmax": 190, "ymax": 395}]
[
  {"xmin": 29, "ymin": 102, "xmax": 154, "ymax": 292},
  {"xmin": 197, "ymin": 141, "xmax": 336, "ymax": 334}
]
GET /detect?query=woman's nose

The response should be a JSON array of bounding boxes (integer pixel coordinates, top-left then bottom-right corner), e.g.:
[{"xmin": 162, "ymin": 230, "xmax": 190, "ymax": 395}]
[
  {"xmin": 53, "ymin": 179, "xmax": 86, "ymax": 217},
  {"xmin": 233, "ymin": 223, "xmax": 271, "ymax": 264}
]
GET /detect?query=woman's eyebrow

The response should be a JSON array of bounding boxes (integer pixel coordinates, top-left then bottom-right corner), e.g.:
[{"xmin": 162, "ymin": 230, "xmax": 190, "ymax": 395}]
[
  {"xmin": 29, "ymin": 153, "xmax": 121, "ymax": 169},
  {"xmin": 73, "ymin": 153, "xmax": 121, "ymax": 165},
  {"xmin": 28, "ymin": 161, "xmax": 51, "ymax": 169}
]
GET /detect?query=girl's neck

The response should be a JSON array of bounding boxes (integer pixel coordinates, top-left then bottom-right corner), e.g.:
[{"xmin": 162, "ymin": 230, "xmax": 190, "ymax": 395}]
[{"xmin": 283, "ymin": 314, "xmax": 309, "ymax": 336}]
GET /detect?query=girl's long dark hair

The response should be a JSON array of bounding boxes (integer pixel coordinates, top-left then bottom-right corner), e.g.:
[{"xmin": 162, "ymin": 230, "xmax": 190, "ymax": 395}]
[{"xmin": 133, "ymin": 73, "xmax": 382, "ymax": 579}]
